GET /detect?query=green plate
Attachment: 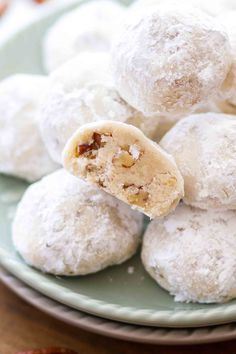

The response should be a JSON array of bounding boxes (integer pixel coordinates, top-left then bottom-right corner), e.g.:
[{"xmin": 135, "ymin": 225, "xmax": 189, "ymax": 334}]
[{"xmin": 1, "ymin": 0, "xmax": 236, "ymax": 328}]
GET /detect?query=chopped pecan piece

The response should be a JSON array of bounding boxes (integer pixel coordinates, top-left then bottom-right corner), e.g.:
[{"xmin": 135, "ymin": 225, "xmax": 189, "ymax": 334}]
[
  {"xmin": 98, "ymin": 179, "xmax": 105, "ymax": 187},
  {"xmin": 114, "ymin": 151, "xmax": 135, "ymax": 168},
  {"xmin": 93, "ymin": 132, "xmax": 102, "ymax": 147},
  {"xmin": 86, "ymin": 164, "xmax": 97, "ymax": 172},
  {"xmin": 162, "ymin": 177, "xmax": 177, "ymax": 187},
  {"xmin": 76, "ymin": 143, "xmax": 93, "ymax": 156},
  {"xmin": 113, "ymin": 144, "xmax": 141, "ymax": 168},
  {"xmin": 123, "ymin": 183, "xmax": 135, "ymax": 190},
  {"xmin": 75, "ymin": 132, "xmax": 110, "ymax": 158},
  {"xmin": 128, "ymin": 191, "xmax": 149, "ymax": 206}
]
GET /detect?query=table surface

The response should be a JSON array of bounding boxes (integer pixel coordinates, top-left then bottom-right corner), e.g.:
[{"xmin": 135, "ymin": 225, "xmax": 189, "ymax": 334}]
[{"xmin": 1, "ymin": 281, "xmax": 236, "ymax": 354}]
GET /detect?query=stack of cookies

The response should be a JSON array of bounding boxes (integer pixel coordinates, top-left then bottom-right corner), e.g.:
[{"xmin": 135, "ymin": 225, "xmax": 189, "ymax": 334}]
[{"xmin": 1, "ymin": 0, "xmax": 236, "ymax": 304}]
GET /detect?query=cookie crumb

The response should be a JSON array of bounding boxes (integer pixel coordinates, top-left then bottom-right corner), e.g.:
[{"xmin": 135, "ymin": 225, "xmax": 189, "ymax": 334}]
[{"xmin": 127, "ymin": 266, "xmax": 135, "ymax": 274}]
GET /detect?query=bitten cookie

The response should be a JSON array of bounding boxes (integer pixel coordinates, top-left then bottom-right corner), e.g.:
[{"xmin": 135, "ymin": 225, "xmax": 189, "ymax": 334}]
[
  {"xmin": 43, "ymin": 0, "xmax": 125, "ymax": 72},
  {"xmin": 111, "ymin": 3, "xmax": 232, "ymax": 115},
  {"xmin": 160, "ymin": 113, "xmax": 236, "ymax": 210},
  {"xmin": 142, "ymin": 204, "xmax": 236, "ymax": 303},
  {"xmin": 63, "ymin": 121, "xmax": 184, "ymax": 218},
  {"xmin": 0, "ymin": 74, "xmax": 58, "ymax": 182},
  {"xmin": 13, "ymin": 169, "xmax": 143, "ymax": 276}
]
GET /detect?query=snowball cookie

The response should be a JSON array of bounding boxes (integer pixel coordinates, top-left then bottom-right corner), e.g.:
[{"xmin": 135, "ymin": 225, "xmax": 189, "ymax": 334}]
[
  {"xmin": 43, "ymin": 0, "xmax": 125, "ymax": 73},
  {"xmin": 0, "ymin": 74, "xmax": 58, "ymax": 182},
  {"xmin": 12, "ymin": 169, "xmax": 143, "ymax": 276},
  {"xmin": 111, "ymin": 3, "xmax": 232, "ymax": 115},
  {"xmin": 142, "ymin": 204, "xmax": 236, "ymax": 303},
  {"xmin": 40, "ymin": 78, "xmax": 161, "ymax": 164},
  {"xmin": 63, "ymin": 121, "xmax": 184, "ymax": 219},
  {"xmin": 160, "ymin": 113, "xmax": 236, "ymax": 210}
]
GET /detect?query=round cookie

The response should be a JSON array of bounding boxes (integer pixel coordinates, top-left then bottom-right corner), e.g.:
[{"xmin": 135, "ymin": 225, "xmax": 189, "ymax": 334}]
[
  {"xmin": 63, "ymin": 121, "xmax": 184, "ymax": 219},
  {"xmin": 0, "ymin": 74, "xmax": 58, "ymax": 182},
  {"xmin": 13, "ymin": 169, "xmax": 143, "ymax": 276},
  {"xmin": 160, "ymin": 113, "xmax": 236, "ymax": 210},
  {"xmin": 40, "ymin": 54, "xmax": 159, "ymax": 163},
  {"xmin": 43, "ymin": 0, "xmax": 125, "ymax": 72},
  {"xmin": 142, "ymin": 204, "xmax": 236, "ymax": 303},
  {"xmin": 111, "ymin": 3, "xmax": 232, "ymax": 115}
]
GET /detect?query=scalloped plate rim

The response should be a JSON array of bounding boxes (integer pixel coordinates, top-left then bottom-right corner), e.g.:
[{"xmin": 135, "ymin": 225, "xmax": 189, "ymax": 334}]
[
  {"xmin": 2, "ymin": 266, "xmax": 236, "ymax": 345},
  {"xmin": 1, "ymin": 247, "xmax": 236, "ymax": 328}
]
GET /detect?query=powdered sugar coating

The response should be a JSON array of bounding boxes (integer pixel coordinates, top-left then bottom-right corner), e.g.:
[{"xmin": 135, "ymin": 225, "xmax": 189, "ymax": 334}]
[
  {"xmin": 43, "ymin": 0, "xmax": 125, "ymax": 73},
  {"xmin": 218, "ymin": 12, "xmax": 236, "ymax": 107},
  {"xmin": 155, "ymin": 100, "xmax": 228, "ymax": 142},
  {"xmin": 225, "ymin": 0, "xmax": 236, "ymax": 12},
  {"xmin": 130, "ymin": 0, "xmax": 234, "ymax": 17},
  {"xmin": 160, "ymin": 113, "xmax": 236, "ymax": 210},
  {"xmin": 40, "ymin": 54, "xmax": 160, "ymax": 164},
  {"xmin": 111, "ymin": 3, "xmax": 232, "ymax": 115},
  {"xmin": 196, "ymin": 81, "xmax": 236, "ymax": 115},
  {"xmin": 0, "ymin": 74, "xmax": 58, "ymax": 182},
  {"xmin": 13, "ymin": 169, "xmax": 143, "ymax": 276},
  {"xmin": 40, "ymin": 52, "xmax": 112, "ymax": 163},
  {"xmin": 219, "ymin": 11, "xmax": 236, "ymax": 53},
  {"xmin": 46, "ymin": 52, "xmax": 112, "ymax": 92},
  {"xmin": 142, "ymin": 204, "xmax": 236, "ymax": 303}
]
